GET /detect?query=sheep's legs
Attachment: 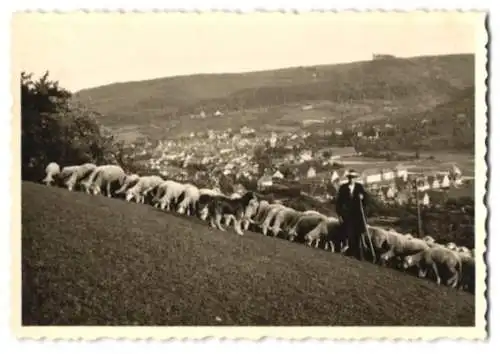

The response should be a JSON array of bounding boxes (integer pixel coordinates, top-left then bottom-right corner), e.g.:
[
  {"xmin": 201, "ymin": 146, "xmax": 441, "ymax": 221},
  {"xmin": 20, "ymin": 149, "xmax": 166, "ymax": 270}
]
[
  {"xmin": 447, "ymin": 270, "xmax": 459, "ymax": 288},
  {"xmin": 224, "ymin": 215, "xmax": 232, "ymax": 227},
  {"xmin": 431, "ymin": 263, "xmax": 441, "ymax": 285},
  {"xmin": 106, "ymin": 183, "xmax": 112, "ymax": 197},
  {"xmin": 215, "ymin": 214, "xmax": 226, "ymax": 231},
  {"xmin": 234, "ymin": 220, "xmax": 244, "ymax": 236}
]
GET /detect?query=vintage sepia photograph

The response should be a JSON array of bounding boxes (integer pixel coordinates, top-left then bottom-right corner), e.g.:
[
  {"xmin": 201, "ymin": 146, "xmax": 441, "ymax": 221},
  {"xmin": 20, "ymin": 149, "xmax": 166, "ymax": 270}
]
[{"xmin": 11, "ymin": 11, "xmax": 487, "ymax": 339}]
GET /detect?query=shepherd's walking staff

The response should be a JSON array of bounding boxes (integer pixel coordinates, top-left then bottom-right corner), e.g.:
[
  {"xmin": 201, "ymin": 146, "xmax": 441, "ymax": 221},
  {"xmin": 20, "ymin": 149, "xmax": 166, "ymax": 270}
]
[{"xmin": 359, "ymin": 195, "xmax": 377, "ymax": 264}]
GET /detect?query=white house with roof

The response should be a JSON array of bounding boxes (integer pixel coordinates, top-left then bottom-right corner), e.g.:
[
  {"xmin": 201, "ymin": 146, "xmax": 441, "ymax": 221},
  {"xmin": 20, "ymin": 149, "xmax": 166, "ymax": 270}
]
[
  {"xmin": 417, "ymin": 178, "xmax": 430, "ymax": 192},
  {"xmin": 362, "ymin": 168, "xmax": 383, "ymax": 185},
  {"xmin": 330, "ymin": 170, "xmax": 340, "ymax": 183},
  {"xmin": 451, "ymin": 164, "xmax": 462, "ymax": 178},
  {"xmin": 381, "ymin": 168, "xmax": 395, "ymax": 181},
  {"xmin": 394, "ymin": 165, "xmax": 409, "ymax": 182},
  {"xmin": 269, "ymin": 132, "xmax": 278, "ymax": 148},
  {"xmin": 257, "ymin": 175, "xmax": 273, "ymax": 190},
  {"xmin": 306, "ymin": 167, "xmax": 317, "ymax": 178},
  {"xmin": 421, "ymin": 192, "xmax": 430, "ymax": 207},
  {"xmin": 431, "ymin": 175, "xmax": 441, "ymax": 190},
  {"xmin": 440, "ymin": 173, "xmax": 451, "ymax": 189},
  {"xmin": 273, "ymin": 170, "xmax": 284, "ymax": 179},
  {"xmin": 386, "ymin": 185, "xmax": 397, "ymax": 199},
  {"xmin": 299, "ymin": 150, "xmax": 313, "ymax": 162}
]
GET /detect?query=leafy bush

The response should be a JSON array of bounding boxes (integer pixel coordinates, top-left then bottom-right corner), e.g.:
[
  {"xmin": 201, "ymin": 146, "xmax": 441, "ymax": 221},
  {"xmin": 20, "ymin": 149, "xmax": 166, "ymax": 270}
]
[{"xmin": 21, "ymin": 71, "xmax": 122, "ymax": 182}]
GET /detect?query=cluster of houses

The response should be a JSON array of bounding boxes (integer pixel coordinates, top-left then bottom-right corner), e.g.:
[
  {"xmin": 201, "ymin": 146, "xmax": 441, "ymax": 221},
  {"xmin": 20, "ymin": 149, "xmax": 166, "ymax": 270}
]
[
  {"xmin": 122, "ymin": 127, "xmax": 469, "ymax": 208},
  {"xmin": 126, "ymin": 128, "xmax": 355, "ymax": 182},
  {"xmin": 339, "ymin": 164, "xmax": 466, "ymax": 207}
]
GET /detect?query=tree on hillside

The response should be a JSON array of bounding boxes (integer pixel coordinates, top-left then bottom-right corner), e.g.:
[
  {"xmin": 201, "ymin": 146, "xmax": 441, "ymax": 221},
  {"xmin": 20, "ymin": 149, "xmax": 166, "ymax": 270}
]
[{"xmin": 21, "ymin": 71, "xmax": 119, "ymax": 181}]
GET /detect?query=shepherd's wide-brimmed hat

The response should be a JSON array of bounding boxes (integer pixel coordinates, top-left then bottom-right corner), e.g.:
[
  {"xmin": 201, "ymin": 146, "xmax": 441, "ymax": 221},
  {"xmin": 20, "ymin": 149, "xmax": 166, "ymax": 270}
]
[{"xmin": 346, "ymin": 169, "xmax": 360, "ymax": 178}]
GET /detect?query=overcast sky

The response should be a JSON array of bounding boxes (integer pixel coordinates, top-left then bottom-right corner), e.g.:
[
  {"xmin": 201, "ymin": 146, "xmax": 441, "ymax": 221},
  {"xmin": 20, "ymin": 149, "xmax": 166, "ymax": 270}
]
[{"xmin": 12, "ymin": 12, "xmax": 482, "ymax": 92}]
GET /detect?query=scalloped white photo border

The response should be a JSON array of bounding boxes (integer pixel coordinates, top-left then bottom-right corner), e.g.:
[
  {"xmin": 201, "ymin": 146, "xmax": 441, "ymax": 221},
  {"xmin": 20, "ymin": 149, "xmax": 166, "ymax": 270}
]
[{"xmin": 5, "ymin": 6, "xmax": 489, "ymax": 342}]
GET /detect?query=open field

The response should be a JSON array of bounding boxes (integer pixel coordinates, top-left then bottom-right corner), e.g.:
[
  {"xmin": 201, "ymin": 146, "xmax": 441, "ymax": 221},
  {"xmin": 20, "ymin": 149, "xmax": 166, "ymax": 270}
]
[
  {"xmin": 74, "ymin": 54, "xmax": 474, "ymax": 139},
  {"xmin": 337, "ymin": 151, "xmax": 475, "ymax": 177},
  {"xmin": 22, "ymin": 181, "xmax": 475, "ymax": 326}
]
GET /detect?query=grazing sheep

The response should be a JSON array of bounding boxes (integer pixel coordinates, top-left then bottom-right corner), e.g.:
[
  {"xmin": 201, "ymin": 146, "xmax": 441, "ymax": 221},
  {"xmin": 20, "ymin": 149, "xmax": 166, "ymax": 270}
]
[
  {"xmin": 422, "ymin": 235, "xmax": 436, "ymax": 247},
  {"xmin": 379, "ymin": 232, "xmax": 430, "ymax": 268},
  {"xmin": 66, "ymin": 163, "xmax": 98, "ymax": 192},
  {"xmin": 197, "ymin": 188, "xmax": 225, "ymax": 220},
  {"xmin": 154, "ymin": 180, "xmax": 186, "ymax": 211},
  {"xmin": 236, "ymin": 199, "xmax": 271, "ymax": 231},
  {"xmin": 248, "ymin": 201, "xmax": 279, "ymax": 229},
  {"xmin": 115, "ymin": 174, "xmax": 141, "ymax": 196},
  {"xmin": 204, "ymin": 191, "xmax": 258, "ymax": 236},
  {"xmin": 365, "ymin": 226, "xmax": 394, "ymax": 262},
  {"xmin": 445, "ymin": 242, "xmax": 458, "ymax": 251},
  {"xmin": 58, "ymin": 165, "xmax": 80, "ymax": 182},
  {"xmin": 240, "ymin": 198, "xmax": 263, "ymax": 231},
  {"xmin": 259, "ymin": 204, "xmax": 288, "ymax": 236},
  {"xmin": 303, "ymin": 217, "xmax": 341, "ymax": 251},
  {"xmin": 177, "ymin": 183, "xmax": 201, "ymax": 216},
  {"xmin": 125, "ymin": 175, "xmax": 164, "ymax": 203},
  {"xmin": 456, "ymin": 252, "xmax": 475, "ymax": 293},
  {"xmin": 288, "ymin": 213, "xmax": 329, "ymax": 243},
  {"xmin": 267, "ymin": 207, "xmax": 303, "ymax": 238},
  {"xmin": 402, "ymin": 247, "xmax": 462, "ymax": 288},
  {"xmin": 89, "ymin": 165, "xmax": 127, "ymax": 197},
  {"xmin": 42, "ymin": 162, "xmax": 61, "ymax": 186},
  {"xmin": 456, "ymin": 246, "xmax": 472, "ymax": 256}
]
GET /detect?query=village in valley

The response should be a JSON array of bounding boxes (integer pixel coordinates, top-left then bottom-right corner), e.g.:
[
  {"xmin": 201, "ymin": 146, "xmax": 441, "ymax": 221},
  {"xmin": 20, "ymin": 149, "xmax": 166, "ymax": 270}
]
[{"xmin": 119, "ymin": 121, "xmax": 473, "ymax": 211}]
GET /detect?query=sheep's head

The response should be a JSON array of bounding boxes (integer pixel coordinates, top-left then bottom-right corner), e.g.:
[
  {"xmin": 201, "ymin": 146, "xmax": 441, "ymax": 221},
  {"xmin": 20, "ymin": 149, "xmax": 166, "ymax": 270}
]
[
  {"xmin": 199, "ymin": 206, "xmax": 209, "ymax": 220},
  {"xmin": 380, "ymin": 253, "xmax": 392, "ymax": 263},
  {"xmin": 92, "ymin": 185, "xmax": 101, "ymax": 196},
  {"xmin": 457, "ymin": 246, "xmax": 472, "ymax": 256},
  {"xmin": 125, "ymin": 191, "xmax": 134, "ymax": 202},
  {"xmin": 42, "ymin": 176, "xmax": 54, "ymax": 186},
  {"xmin": 177, "ymin": 204, "xmax": 186, "ymax": 214},
  {"xmin": 244, "ymin": 199, "xmax": 259, "ymax": 219},
  {"xmin": 402, "ymin": 255, "xmax": 415, "ymax": 269},
  {"xmin": 423, "ymin": 235, "xmax": 435, "ymax": 245},
  {"xmin": 445, "ymin": 242, "xmax": 458, "ymax": 251}
]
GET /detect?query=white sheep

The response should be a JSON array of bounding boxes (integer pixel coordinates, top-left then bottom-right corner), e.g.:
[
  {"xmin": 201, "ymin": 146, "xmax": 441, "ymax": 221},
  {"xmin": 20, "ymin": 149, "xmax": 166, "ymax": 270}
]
[
  {"xmin": 125, "ymin": 175, "xmax": 164, "ymax": 203},
  {"xmin": 259, "ymin": 204, "xmax": 288, "ymax": 236},
  {"xmin": 89, "ymin": 164, "xmax": 127, "ymax": 197},
  {"xmin": 288, "ymin": 213, "xmax": 329, "ymax": 243},
  {"xmin": 66, "ymin": 163, "xmax": 98, "ymax": 192},
  {"xmin": 303, "ymin": 217, "xmax": 341, "ymax": 251},
  {"xmin": 456, "ymin": 251, "xmax": 475, "ymax": 292},
  {"xmin": 241, "ymin": 199, "xmax": 268, "ymax": 231},
  {"xmin": 156, "ymin": 180, "xmax": 186, "ymax": 211},
  {"xmin": 456, "ymin": 246, "xmax": 473, "ymax": 256},
  {"xmin": 422, "ymin": 235, "xmax": 436, "ymax": 247},
  {"xmin": 402, "ymin": 246, "xmax": 462, "ymax": 288},
  {"xmin": 115, "ymin": 174, "xmax": 141, "ymax": 196},
  {"xmin": 42, "ymin": 162, "xmax": 61, "ymax": 186},
  {"xmin": 379, "ymin": 231, "xmax": 430, "ymax": 268},
  {"xmin": 177, "ymin": 183, "xmax": 201, "ymax": 216},
  {"xmin": 445, "ymin": 242, "xmax": 458, "ymax": 251}
]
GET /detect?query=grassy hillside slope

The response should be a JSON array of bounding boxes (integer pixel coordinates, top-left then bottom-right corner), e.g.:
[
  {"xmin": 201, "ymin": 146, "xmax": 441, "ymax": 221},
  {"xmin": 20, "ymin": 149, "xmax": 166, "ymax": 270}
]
[
  {"xmin": 74, "ymin": 54, "xmax": 474, "ymax": 139},
  {"xmin": 22, "ymin": 182, "xmax": 474, "ymax": 326}
]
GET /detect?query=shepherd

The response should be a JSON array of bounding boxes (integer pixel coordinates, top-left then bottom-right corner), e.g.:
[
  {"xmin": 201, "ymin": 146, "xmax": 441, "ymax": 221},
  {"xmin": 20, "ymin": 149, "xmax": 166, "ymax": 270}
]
[{"xmin": 335, "ymin": 169, "xmax": 370, "ymax": 261}]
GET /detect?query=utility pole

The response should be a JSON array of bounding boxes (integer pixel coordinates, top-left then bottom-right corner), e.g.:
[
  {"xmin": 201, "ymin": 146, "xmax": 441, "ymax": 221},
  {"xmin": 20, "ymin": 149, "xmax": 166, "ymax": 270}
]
[{"xmin": 414, "ymin": 176, "xmax": 423, "ymax": 237}]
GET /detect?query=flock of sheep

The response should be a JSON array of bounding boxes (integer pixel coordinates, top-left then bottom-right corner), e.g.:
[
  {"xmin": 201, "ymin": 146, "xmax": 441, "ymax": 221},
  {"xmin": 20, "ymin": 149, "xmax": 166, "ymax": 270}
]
[{"xmin": 42, "ymin": 161, "xmax": 476, "ymax": 294}]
